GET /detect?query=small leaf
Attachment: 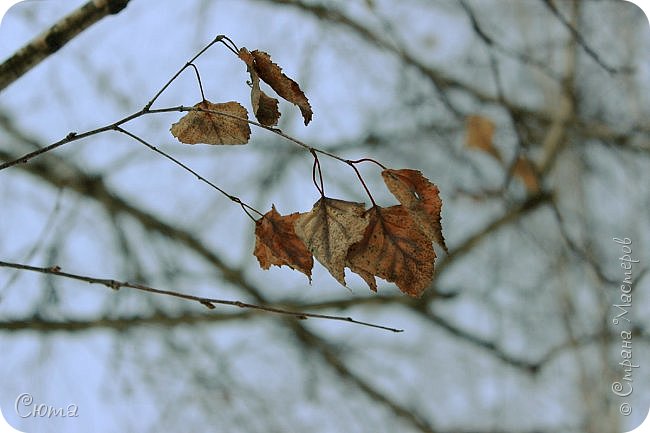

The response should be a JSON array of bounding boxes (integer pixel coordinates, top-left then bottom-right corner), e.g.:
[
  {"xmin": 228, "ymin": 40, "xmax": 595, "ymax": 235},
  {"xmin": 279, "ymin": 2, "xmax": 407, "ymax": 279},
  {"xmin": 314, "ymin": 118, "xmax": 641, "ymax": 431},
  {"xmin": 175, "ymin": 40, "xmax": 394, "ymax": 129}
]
[
  {"xmin": 240, "ymin": 48, "xmax": 281, "ymax": 126},
  {"xmin": 512, "ymin": 156, "xmax": 540, "ymax": 193},
  {"xmin": 239, "ymin": 48, "xmax": 313, "ymax": 125},
  {"xmin": 170, "ymin": 100, "xmax": 250, "ymax": 145},
  {"xmin": 465, "ymin": 115, "xmax": 501, "ymax": 162},
  {"xmin": 347, "ymin": 206, "xmax": 436, "ymax": 298},
  {"xmin": 382, "ymin": 169, "xmax": 447, "ymax": 253},
  {"xmin": 254, "ymin": 206, "xmax": 313, "ymax": 280},
  {"xmin": 294, "ymin": 198, "xmax": 368, "ymax": 286},
  {"xmin": 250, "ymin": 71, "xmax": 281, "ymax": 126}
]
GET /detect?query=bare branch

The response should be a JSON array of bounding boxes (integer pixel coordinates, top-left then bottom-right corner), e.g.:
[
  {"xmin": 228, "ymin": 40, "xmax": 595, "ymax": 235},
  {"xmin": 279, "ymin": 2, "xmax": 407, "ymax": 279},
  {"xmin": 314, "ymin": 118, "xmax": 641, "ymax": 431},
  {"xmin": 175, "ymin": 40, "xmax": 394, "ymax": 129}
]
[{"xmin": 0, "ymin": 260, "xmax": 403, "ymax": 333}]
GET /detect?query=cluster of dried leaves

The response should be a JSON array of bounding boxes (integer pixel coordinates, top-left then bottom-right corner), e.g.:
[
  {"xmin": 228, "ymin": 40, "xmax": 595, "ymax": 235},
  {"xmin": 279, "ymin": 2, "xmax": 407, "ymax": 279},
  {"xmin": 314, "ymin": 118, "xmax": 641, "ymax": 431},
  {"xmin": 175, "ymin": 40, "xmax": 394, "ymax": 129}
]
[
  {"xmin": 167, "ymin": 44, "xmax": 446, "ymax": 298},
  {"xmin": 254, "ymin": 169, "xmax": 446, "ymax": 298},
  {"xmin": 170, "ymin": 46, "xmax": 312, "ymax": 146}
]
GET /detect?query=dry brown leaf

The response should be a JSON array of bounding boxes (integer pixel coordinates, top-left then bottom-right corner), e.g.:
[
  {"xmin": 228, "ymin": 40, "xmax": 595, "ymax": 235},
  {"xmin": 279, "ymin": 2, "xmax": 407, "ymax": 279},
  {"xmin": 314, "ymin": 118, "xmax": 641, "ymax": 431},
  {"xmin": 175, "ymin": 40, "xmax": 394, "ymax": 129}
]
[
  {"xmin": 382, "ymin": 169, "xmax": 448, "ymax": 253},
  {"xmin": 347, "ymin": 206, "xmax": 436, "ymax": 298},
  {"xmin": 465, "ymin": 115, "xmax": 501, "ymax": 162},
  {"xmin": 170, "ymin": 100, "xmax": 250, "ymax": 145},
  {"xmin": 239, "ymin": 48, "xmax": 281, "ymax": 126},
  {"xmin": 250, "ymin": 71, "xmax": 281, "ymax": 126},
  {"xmin": 294, "ymin": 198, "xmax": 368, "ymax": 286},
  {"xmin": 254, "ymin": 206, "xmax": 313, "ymax": 280},
  {"xmin": 512, "ymin": 156, "xmax": 540, "ymax": 193},
  {"xmin": 239, "ymin": 47, "xmax": 313, "ymax": 126}
]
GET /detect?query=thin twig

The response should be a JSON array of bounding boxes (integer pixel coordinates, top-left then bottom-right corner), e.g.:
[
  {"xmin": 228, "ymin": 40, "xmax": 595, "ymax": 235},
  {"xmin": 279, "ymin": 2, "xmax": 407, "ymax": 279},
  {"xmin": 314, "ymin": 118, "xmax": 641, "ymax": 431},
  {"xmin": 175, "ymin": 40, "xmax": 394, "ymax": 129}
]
[
  {"xmin": 0, "ymin": 102, "xmax": 381, "ymax": 191},
  {"xmin": 0, "ymin": 109, "xmax": 142, "ymax": 171},
  {"xmin": 0, "ymin": 101, "xmax": 333, "ymax": 187},
  {"xmin": 541, "ymin": 0, "xmax": 620, "ymax": 75},
  {"xmin": 0, "ymin": 260, "xmax": 403, "ymax": 333},
  {"xmin": 0, "ymin": 102, "xmax": 389, "ymax": 221},
  {"xmin": 143, "ymin": 34, "xmax": 225, "ymax": 110},
  {"xmin": 113, "ymin": 126, "xmax": 263, "ymax": 219}
]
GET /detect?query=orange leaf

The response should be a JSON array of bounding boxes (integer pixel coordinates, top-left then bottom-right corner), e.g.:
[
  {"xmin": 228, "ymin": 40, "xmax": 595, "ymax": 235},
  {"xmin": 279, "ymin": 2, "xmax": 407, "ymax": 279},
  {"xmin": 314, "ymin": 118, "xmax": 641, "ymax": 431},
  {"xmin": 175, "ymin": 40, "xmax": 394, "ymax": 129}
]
[
  {"xmin": 382, "ymin": 169, "xmax": 447, "ymax": 253},
  {"xmin": 170, "ymin": 100, "xmax": 250, "ymax": 145},
  {"xmin": 465, "ymin": 115, "xmax": 501, "ymax": 162},
  {"xmin": 239, "ymin": 48, "xmax": 313, "ymax": 125},
  {"xmin": 294, "ymin": 198, "xmax": 369, "ymax": 286},
  {"xmin": 254, "ymin": 206, "xmax": 313, "ymax": 280},
  {"xmin": 347, "ymin": 206, "xmax": 436, "ymax": 298},
  {"xmin": 512, "ymin": 156, "xmax": 540, "ymax": 193}
]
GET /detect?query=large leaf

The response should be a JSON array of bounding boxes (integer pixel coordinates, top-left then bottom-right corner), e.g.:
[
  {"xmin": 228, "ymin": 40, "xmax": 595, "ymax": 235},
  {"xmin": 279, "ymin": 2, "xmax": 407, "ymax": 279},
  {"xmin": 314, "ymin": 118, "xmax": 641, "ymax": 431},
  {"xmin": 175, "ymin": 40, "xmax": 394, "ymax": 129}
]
[{"xmin": 347, "ymin": 205, "xmax": 436, "ymax": 298}]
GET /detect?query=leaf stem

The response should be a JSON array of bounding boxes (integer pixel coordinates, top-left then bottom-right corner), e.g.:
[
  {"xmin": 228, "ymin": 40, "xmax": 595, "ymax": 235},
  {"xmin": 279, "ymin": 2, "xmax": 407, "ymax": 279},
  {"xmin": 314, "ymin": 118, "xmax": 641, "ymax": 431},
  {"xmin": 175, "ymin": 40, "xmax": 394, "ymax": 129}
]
[
  {"xmin": 311, "ymin": 150, "xmax": 325, "ymax": 197},
  {"xmin": 348, "ymin": 162, "xmax": 377, "ymax": 207},
  {"xmin": 187, "ymin": 63, "xmax": 206, "ymax": 102},
  {"xmin": 346, "ymin": 157, "xmax": 387, "ymax": 170},
  {"xmin": 218, "ymin": 35, "xmax": 240, "ymax": 56}
]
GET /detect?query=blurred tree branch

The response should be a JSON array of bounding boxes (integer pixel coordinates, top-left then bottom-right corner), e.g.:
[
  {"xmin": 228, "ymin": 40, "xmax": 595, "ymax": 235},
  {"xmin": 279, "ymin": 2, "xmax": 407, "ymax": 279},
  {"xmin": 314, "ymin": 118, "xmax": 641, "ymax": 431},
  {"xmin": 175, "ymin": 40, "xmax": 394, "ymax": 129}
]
[
  {"xmin": 0, "ymin": 310, "xmax": 253, "ymax": 332},
  {"xmin": 541, "ymin": 0, "xmax": 620, "ymax": 75},
  {"xmin": 260, "ymin": 0, "xmax": 650, "ymax": 160},
  {"xmin": 289, "ymin": 321, "xmax": 441, "ymax": 433}
]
